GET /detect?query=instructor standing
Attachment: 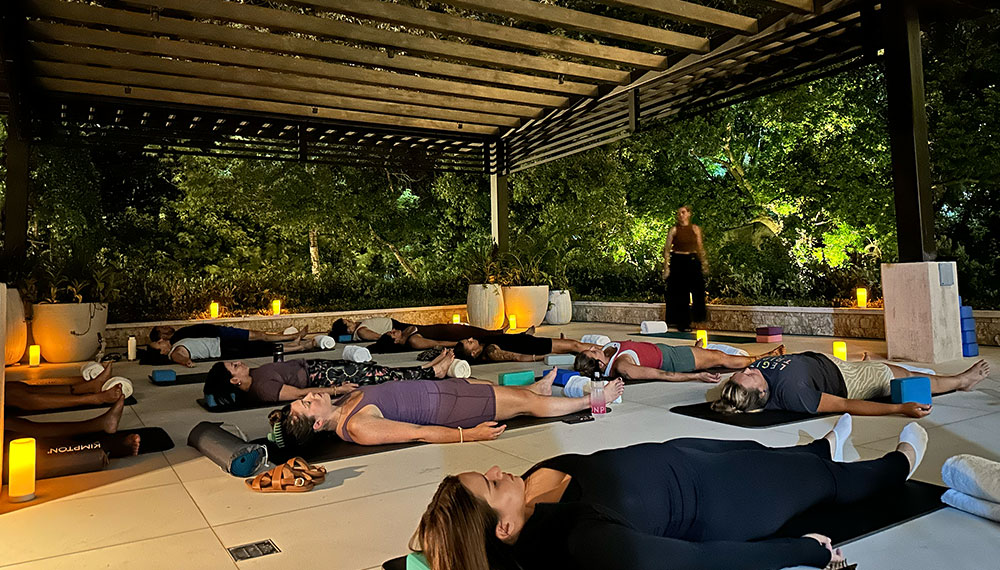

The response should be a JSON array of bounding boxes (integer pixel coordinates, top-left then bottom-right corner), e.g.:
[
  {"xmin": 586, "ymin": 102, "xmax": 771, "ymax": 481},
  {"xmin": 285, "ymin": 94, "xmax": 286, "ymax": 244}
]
[{"xmin": 662, "ymin": 205, "xmax": 707, "ymax": 332}]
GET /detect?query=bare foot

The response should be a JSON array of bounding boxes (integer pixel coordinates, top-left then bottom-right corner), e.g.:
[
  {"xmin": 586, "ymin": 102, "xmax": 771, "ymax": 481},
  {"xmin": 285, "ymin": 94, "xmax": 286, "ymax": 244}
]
[
  {"xmin": 97, "ymin": 384, "xmax": 124, "ymax": 404},
  {"xmin": 72, "ymin": 363, "xmax": 112, "ymax": 394},
  {"xmin": 99, "ymin": 396, "xmax": 126, "ymax": 433},
  {"xmin": 693, "ymin": 338, "xmax": 706, "ymax": 348},
  {"xmin": 528, "ymin": 368, "xmax": 556, "ymax": 396},
  {"xmin": 431, "ymin": 349, "xmax": 456, "ymax": 378},
  {"xmin": 297, "ymin": 325, "xmax": 310, "ymax": 341},
  {"xmin": 957, "ymin": 359, "xmax": 990, "ymax": 391},
  {"xmin": 603, "ymin": 378, "xmax": 625, "ymax": 404},
  {"xmin": 755, "ymin": 344, "xmax": 785, "ymax": 360},
  {"xmin": 862, "ymin": 351, "xmax": 872, "ymax": 361},
  {"xmin": 94, "ymin": 362, "xmax": 114, "ymax": 384},
  {"xmin": 125, "ymin": 433, "xmax": 142, "ymax": 456}
]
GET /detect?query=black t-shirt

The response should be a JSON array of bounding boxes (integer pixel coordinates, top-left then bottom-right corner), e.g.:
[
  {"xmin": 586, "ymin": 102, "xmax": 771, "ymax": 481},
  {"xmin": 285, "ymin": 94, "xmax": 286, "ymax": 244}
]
[{"xmin": 750, "ymin": 352, "xmax": 846, "ymax": 413}]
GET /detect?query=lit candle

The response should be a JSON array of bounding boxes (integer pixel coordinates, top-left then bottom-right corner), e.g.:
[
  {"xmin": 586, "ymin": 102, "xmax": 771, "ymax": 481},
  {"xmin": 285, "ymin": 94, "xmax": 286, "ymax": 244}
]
[
  {"xmin": 833, "ymin": 341, "xmax": 848, "ymax": 361},
  {"xmin": 8, "ymin": 438, "xmax": 36, "ymax": 503},
  {"xmin": 696, "ymin": 329, "xmax": 708, "ymax": 346},
  {"xmin": 210, "ymin": 302, "xmax": 219, "ymax": 319},
  {"xmin": 856, "ymin": 288, "xmax": 868, "ymax": 308},
  {"xmin": 508, "ymin": 314, "xmax": 517, "ymax": 330},
  {"xmin": 689, "ymin": 292, "xmax": 693, "ymax": 305},
  {"xmin": 272, "ymin": 300, "xmax": 281, "ymax": 316},
  {"xmin": 452, "ymin": 313, "xmax": 461, "ymax": 324},
  {"xmin": 28, "ymin": 344, "xmax": 40, "ymax": 367}
]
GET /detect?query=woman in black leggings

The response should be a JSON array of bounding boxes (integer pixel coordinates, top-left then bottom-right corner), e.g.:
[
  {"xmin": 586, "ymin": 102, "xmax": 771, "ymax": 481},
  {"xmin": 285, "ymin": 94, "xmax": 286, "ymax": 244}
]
[
  {"xmin": 413, "ymin": 415, "xmax": 928, "ymax": 570},
  {"xmin": 453, "ymin": 333, "xmax": 598, "ymax": 364}
]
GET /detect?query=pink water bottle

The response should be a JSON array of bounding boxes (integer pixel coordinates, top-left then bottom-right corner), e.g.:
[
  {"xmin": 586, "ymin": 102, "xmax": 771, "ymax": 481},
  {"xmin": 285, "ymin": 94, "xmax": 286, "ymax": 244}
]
[{"xmin": 590, "ymin": 374, "xmax": 606, "ymax": 415}]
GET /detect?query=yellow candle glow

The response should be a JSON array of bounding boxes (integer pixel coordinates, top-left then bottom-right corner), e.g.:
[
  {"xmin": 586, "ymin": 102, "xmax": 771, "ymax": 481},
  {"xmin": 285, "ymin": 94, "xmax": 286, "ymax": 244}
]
[
  {"xmin": 272, "ymin": 300, "xmax": 281, "ymax": 316},
  {"xmin": 508, "ymin": 314, "xmax": 517, "ymax": 330},
  {"xmin": 856, "ymin": 288, "xmax": 868, "ymax": 308},
  {"xmin": 696, "ymin": 330, "xmax": 708, "ymax": 346},
  {"xmin": 8, "ymin": 438, "xmax": 36, "ymax": 503},
  {"xmin": 833, "ymin": 341, "xmax": 848, "ymax": 361},
  {"xmin": 452, "ymin": 313, "xmax": 461, "ymax": 324},
  {"xmin": 689, "ymin": 292, "xmax": 693, "ymax": 305},
  {"xmin": 28, "ymin": 344, "xmax": 40, "ymax": 367},
  {"xmin": 209, "ymin": 302, "xmax": 219, "ymax": 319}
]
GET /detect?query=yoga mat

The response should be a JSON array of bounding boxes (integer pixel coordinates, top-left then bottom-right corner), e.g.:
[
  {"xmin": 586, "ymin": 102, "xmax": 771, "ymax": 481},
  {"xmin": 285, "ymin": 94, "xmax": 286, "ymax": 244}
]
[
  {"xmin": 631, "ymin": 331, "xmax": 757, "ymax": 345},
  {"xmin": 381, "ymin": 481, "xmax": 946, "ymax": 569},
  {"xmin": 11, "ymin": 396, "xmax": 138, "ymax": 417},
  {"xmin": 127, "ymin": 427, "xmax": 176, "ymax": 455},
  {"xmin": 254, "ymin": 411, "xmax": 593, "ymax": 465},
  {"xmin": 197, "ymin": 397, "xmax": 272, "ymax": 413},
  {"xmin": 150, "ymin": 372, "xmax": 208, "ymax": 386}
]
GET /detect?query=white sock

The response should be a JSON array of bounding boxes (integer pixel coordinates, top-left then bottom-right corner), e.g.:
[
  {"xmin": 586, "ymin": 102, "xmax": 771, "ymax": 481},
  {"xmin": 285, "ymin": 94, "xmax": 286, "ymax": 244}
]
[
  {"xmin": 898, "ymin": 422, "xmax": 928, "ymax": 480},
  {"xmin": 829, "ymin": 413, "xmax": 853, "ymax": 462}
]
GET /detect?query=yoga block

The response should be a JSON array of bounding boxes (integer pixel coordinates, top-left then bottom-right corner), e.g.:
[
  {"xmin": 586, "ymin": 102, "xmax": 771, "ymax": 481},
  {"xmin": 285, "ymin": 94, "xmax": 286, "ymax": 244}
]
[
  {"xmin": 963, "ymin": 343, "xmax": 979, "ymax": 357},
  {"xmin": 406, "ymin": 553, "xmax": 431, "ymax": 570},
  {"xmin": 961, "ymin": 317, "xmax": 976, "ymax": 332},
  {"xmin": 151, "ymin": 369, "xmax": 176, "ymax": 383},
  {"xmin": 756, "ymin": 334, "xmax": 782, "ymax": 343},
  {"xmin": 961, "ymin": 330, "xmax": 978, "ymax": 345},
  {"xmin": 545, "ymin": 368, "xmax": 577, "ymax": 387},
  {"xmin": 960, "ymin": 305, "xmax": 974, "ymax": 319},
  {"xmin": 891, "ymin": 376, "xmax": 932, "ymax": 405},
  {"xmin": 337, "ymin": 334, "xmax": 353, "ymax": 343},
  {"xmin": 499, "ymin": 370, "xmax": 536, "ymax": 386},
  {"xmin": 756, "ymin": 326, "xmax": 783, "ymax": 336},
  {"xmin": 544, "ymin": 354, "xmax": 575, "ymax": 366}
]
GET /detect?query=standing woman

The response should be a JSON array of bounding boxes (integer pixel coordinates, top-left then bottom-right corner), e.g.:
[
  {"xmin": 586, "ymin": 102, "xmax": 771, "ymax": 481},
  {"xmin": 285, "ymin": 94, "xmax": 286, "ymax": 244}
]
[{"xmin": 662, "ymin": 205, "xmax": 708, "ymax": 332}]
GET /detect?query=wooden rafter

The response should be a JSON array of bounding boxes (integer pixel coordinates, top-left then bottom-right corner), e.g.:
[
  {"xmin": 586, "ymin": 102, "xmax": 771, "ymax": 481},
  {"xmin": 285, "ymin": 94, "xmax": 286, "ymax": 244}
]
[
  {"xmin": 752, "ymin": 0, "xmax": 817, "ymax": 13},
  {"xmin": 595, "ymin": 0, "xmax": 759, "ymax": 35}
]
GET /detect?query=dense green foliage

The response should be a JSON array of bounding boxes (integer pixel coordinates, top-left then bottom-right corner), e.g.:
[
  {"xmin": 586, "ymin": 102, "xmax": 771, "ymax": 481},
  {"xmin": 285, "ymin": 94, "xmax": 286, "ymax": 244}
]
[{"xmin": 1, "ymin": 13, "xmax": 997, "ymax": 321}]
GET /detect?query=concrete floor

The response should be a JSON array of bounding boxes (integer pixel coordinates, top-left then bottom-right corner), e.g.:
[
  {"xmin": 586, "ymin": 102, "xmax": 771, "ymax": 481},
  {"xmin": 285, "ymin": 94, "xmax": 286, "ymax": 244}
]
[{"xmin": 2, "ymin": 322, "xmax": 998, "ymax": 569}]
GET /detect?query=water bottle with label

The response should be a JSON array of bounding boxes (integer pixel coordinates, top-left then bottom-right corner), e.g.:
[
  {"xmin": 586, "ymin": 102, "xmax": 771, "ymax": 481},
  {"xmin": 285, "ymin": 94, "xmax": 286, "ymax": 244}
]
[{"xmin": 127, "ymin": 335, "xmax": 138, "ymax": 361}]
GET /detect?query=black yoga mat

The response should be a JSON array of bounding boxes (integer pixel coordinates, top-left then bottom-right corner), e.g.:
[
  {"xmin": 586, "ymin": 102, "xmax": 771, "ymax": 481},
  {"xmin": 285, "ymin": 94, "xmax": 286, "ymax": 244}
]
[
  {"xmin": 11, "ymin": 396, "xmax": 139, "ymax": 417},
  {"xmin": 128, "ymin": 427, "xmax": 176, "ymax": 455},
  {"xmin": 632, "ymin": 330, "xmax": 758, "ymax": 345},
  {"xmin": 150, "ymin": 372, "xmax": 208, "ymax": 386},
  {"xmin": 254, "ymin": 411, "xmax": 593, "ymax": 465},
  {"xmin": 382, "ymin": 481, "xmax": 946, "ymax": 569},
  {"xmin": 197, "ymin": 397, "xmax": 273, "ymax": 413}
]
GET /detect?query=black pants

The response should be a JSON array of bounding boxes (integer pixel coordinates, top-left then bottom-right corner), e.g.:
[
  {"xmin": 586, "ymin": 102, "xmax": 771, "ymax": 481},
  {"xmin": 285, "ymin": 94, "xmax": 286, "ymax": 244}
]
[{"xmin": 665, "ymin": 253, "xmax": 706, "ymax": 330}]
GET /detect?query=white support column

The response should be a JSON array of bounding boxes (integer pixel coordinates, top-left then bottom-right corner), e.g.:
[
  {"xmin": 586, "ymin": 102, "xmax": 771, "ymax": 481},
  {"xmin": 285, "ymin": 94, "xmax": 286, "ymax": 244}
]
[
  {"xmin": 490, "ymin": 172, "xmax": 509, "ymax": 252},
  {"xmin": 882, "ymin": 261, "xmax": 962, "ymax": 362}
]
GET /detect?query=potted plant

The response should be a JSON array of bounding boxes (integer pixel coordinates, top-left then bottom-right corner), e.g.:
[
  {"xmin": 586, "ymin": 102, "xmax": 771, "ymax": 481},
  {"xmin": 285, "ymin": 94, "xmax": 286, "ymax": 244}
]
[
  {"xmin": 461, "ymin": 239, "xmax": 505, "ymax": 330},
  {"xmin": 500, "ymin": 236, "xmax": 550, "ymax": 329}
]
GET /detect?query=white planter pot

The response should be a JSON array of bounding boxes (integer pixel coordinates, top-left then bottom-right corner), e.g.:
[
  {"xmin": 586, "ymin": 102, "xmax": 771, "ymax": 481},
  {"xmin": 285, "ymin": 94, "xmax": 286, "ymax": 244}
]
[
  {"xmin": 31, "ymin": 303, "xmax": 109, "ymax": 363},
  {"xmin": 467, "ymin": 284, "xmax": 505, "ymax": 330},
  {"xmin": 5, "ymin": 287, "xmax": 28, "ymax": 365},
  {"xmin": 545, "ymin": 289, "xmax": 573, "ymax": 325},
  {"xmin": 502, "ymin": 285, "xmax": 550, "ymax": 328}
]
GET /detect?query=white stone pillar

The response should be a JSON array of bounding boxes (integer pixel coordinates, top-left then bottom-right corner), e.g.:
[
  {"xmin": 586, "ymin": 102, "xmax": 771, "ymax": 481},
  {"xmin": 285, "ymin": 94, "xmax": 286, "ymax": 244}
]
[{"xmin": 881, "ymin": 261, "xmax": 962, "ymax": 363}]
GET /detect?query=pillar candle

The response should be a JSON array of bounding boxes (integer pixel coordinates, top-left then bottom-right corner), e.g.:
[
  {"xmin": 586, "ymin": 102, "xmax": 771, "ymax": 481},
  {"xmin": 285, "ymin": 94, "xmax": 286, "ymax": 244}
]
[
  {"xmin": 272, "ymin": 300, "xmax": 281, "ymax": 316},
  {"xmin": 833, "ymin": 341, "xmax": 848, "ymax": 361},
  {"xmin": 28, "ymin": 345, "xmax": 40, "ymax": 367},
  {"xmin": 856, "ymin": 288, "xmax": 868, "ymax": 308},
  {"xmin": 8, "ymin": 438, "xmax": 36, "ymax": 503},
  {"xmin": 452, "ymin": 314, "xmax": 461, "ymax": 324},
  {"xmin": 508, "ymin": 314, "xmax": 517, "ymax": 330},
  {"xmin": 696, "ymin": 330, "xmax": 708, "ymax": 346},
  {"xmin": 209, "ymin": 302, "xmax": 219, "ymax": 319}
]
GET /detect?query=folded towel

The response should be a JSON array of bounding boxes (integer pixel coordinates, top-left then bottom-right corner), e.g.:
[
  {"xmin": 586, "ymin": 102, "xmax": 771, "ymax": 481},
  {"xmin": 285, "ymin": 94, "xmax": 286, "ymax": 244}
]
[
  {"xmin": 640, "ymin": 321, "xmax": 668, "ymax": 334},
  {"xmin": 343, "ymin": 345, "xmax": 371, "ymax": 363},
  {"xmin": 313, "ymin": 335, "xmax": 336, "ymax": 350},
  {"xmin": 893, "ymin": 363, "xmax": 936, "ymax": 375},
  {"xmin": 704, "ymin": 343, "xmax": 749, "ymax": 356},
  {"xmin": 102, "ymin": 376, "xmax": 134, "ymax": 399},
  {"xmin": 81, "ymin": 362, "xmax": 105, "ymax": 381},
  {"xmin": 943, "ymin": 454, "xmax": 1000, "ymax": 503},
  {"xmin": 563, "ymin": 376, "xmax": 622, "ymax": 404},
  {"xmin": 448, "ymin": 359, "xmax": 471, "ymax": 379},
  {"xmin": 581, "ymin": 334, "xmax": 611, "ymax": 346},
  {"xmin": 942, "ymin": 489, "xmax": 1000, "ymax": 523}
]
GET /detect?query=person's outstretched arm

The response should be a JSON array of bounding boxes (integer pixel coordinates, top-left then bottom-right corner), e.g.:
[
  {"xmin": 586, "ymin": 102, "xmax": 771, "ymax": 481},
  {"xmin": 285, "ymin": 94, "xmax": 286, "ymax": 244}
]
[
  {"xmin": 169, "ymin": 347, "xmax": 196, "ymax": 368},
  {"xmin": 345, "ymin": 416, "xmax": 506, "ymax": 445},
  {"xmin": 817, "ymin": 393, "xmax": 931, "ymax": 418},
  {"xmin": 355, "ymin": 326, "xmax": 382, "ymax": 341}
]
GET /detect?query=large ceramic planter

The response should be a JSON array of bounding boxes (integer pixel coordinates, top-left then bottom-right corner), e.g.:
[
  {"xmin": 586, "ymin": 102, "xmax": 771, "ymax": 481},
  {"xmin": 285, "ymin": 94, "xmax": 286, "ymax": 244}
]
[
  {"xmin": 5, "ymin": 287, "xmax": 28, "ymax": 365},
  {"xmin": 502, "ymin": 285, "xmax": 550, "ymax": 328},
  {"xmin": 31, "ymin": 302, "xmax": 109, "ymax": 363},
  {"xmin": 544, "ymin": 289, "xmax": 573, "ymax": 325},
  {"xmin": 467, "ymin": 284, "xmax": 505, "ymax": 330}
]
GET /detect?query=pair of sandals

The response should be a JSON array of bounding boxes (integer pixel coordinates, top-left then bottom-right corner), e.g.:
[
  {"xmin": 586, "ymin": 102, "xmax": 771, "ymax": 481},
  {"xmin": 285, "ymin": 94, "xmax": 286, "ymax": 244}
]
[{"xmin": 245, "ymin": 457, "xmax": 327, "ymax": 493}]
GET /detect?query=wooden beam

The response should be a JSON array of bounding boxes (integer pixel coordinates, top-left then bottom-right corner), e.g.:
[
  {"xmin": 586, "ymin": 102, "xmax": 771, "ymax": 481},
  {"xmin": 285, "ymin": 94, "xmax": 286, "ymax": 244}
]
[
  {"xmin": 34, "ymin": 61, "xmax": 521, "ymax": 128},
  {"xmin": 37, "ymin": 78, "xmax": 500, "ymax": 136},
  {"xmin": 291, "ymin": 0, "xmax": 670, "ymax": 68},
  {"xmin": 26, "ymin": 0, "xmax": 600, "ymax": 98},
  {"xmin": 118, "ymin": 0, "xmax": 631, "ymax": 81},
  {"xmin": 595, "ymin": 0, "xmax": 758, "ymax": 34},
  {"xmin": 750, "ymin": 0, "xmax": 816, "ymax": 13},
  {"xmin": 28, "ymin": 22, "xmax": 556, "ymax": 116},
  {"xmin": 444, "ymin": 0, "xmax": 709, "ymax": 52}
]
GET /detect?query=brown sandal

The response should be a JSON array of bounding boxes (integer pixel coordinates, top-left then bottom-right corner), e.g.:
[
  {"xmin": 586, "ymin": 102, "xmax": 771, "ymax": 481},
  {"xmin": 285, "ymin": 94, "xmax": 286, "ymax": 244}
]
[
  {"xmin": 246, "ymin": 464, "xmax": 315, "ymax": 493},
  {"xmin": 286, "ymin": 457, "xmax": 326, "ymax": 482}
]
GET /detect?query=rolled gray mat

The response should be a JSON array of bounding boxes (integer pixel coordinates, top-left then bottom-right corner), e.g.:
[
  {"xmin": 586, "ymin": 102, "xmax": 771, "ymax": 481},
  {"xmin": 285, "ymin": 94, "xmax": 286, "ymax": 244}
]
[{"xmin": 187, "ymin": 421, "xmax": 268, "ymax": 478}]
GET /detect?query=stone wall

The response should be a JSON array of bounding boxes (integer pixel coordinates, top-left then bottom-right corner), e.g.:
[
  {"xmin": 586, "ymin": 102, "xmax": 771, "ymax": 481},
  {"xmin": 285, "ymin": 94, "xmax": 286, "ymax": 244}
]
[{"xmin": 572, "ymin": 301, "xmax": 999, "ymax": 346}]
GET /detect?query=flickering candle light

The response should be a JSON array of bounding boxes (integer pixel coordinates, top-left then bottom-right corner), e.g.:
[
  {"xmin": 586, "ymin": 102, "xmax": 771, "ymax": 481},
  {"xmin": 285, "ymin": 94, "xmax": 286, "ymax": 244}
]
[
  {"xmin": 209, "ymin": 302, "xmax": 219, "ymax": 319},
  {"xmin": 272, "ymin": 300, "xmax": 281, "ymax": 316},
  {"xmin": 8, "ymin": 438, "xmax": 36, "ymax": 503},
  {"xmin": 856, "ymin": 288, "xmax": 868, "ymax": 308},
  {"xmin": 452, "ymin": 314, "xmax": 461, "ymax": 324},
  {"xmin": 508, "ymin": 314, "xmax": 517, "ymax": 330},
  {"xmin": 689, "ymin": 292, "xmax": 693, "ymax": 305},
  {"xmin": 696, "ymin": 329, "xmax": 708, "ymax": 346},
  {"xmin": 833, "ymin": 341, "xmax": 848, "ymax": 361},
  {"xmin": 28, "ymin": 345, "xmax": 40, "ymax": 367}
]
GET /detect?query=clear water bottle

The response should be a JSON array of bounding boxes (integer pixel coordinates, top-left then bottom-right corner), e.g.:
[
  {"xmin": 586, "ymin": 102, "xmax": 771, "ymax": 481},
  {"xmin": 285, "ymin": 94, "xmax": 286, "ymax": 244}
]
[
  {"xmin": 127, "ymin": 335, "xmax": 138, "ymax": 361},
  {"xmin": 273, "ymin": 343, "xmax": 284, "ymax": 363},
  {"xmin": 590, "ymin": 371, "xmax": 606, "ymax": 415}
]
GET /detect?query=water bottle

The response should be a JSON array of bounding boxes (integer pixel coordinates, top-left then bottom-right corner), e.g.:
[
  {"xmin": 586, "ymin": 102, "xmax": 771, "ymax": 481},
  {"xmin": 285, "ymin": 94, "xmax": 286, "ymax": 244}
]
[
  {"xmin": 127, "ymin": 335, "xmax": 138, "ymax": 361},
  {"xmin": 590, "ymin": 372, "xmax": 606, "ymax": 415},
  {"xmin": 273, "ymin": 343, "xmax": 284, "ymax": 363}
]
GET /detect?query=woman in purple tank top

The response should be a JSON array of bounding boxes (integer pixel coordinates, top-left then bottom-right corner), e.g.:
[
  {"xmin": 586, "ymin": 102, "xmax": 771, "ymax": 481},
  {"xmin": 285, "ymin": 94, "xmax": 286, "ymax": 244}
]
[{"xmin": 270, "ymin": 370, "xmax": 624, "ymax": 447}]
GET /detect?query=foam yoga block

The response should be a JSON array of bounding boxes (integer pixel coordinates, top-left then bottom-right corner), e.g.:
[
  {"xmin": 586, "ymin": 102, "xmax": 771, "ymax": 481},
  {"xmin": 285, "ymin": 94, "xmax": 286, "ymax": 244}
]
[
  {"xmin": 963, "ymin": 343, "xmax": 980, "ymax": 357},
  {"xmin": 187, "ymin": 421, "xmax": 268, "ymax": 478},
  {"xmin": 544, "ymin": 354, "xmax": 575, "ymax": 366},
  {"xmin": 499, "ymin": 370, "xmax": 535, "ymax": 386},
  {"xmin": 756, "ymin": 326, "xmax": 783, "ymax": 336},
  {"xmin": 961, "ymin": 318, "xmax": 976, "ymax": 332},
  {"xmin": 337, "ymin": 334, "xmax": 353, "ymax": 343},
  {"xmin": 757, "ymin": 334, "xmax": 782, "ymax": 343},
  {"xmin": 891, "ymin": 376, "xmax": 932, "ymax": 405},
  {"xmin": 406, "ymin": 553, "xmax": 431, "ymax": 570},
  {"xmin": 581, "ymin": 334, "xmax": 611, "ymax": 346},
  {"xmin": 640, "ymin": 320, "xmax": 668, "ymax": 334},
  {"xmin": 151, "ymin": 369, "xmax": 177, "ymax": 383},
  {"xmin": 961, "ymin": 330, "xmax": 978, "ymax": 345},
  {"xmin": 546, "ymin": 368, "xmax": 577, "ymax": 387},
  {"xmin": 960, "ymin": 305, "xmax": 974, "ymax": 319}
]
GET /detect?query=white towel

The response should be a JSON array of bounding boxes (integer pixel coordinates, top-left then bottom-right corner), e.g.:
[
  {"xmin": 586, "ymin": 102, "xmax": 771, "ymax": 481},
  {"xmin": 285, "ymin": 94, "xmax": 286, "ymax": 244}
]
[
  {"xmin": 581, "ymin": 334, "xmax": 611, "ymax": 346},
  {"xmin": 704, "ymin": 343, "xmax": 749, "ymax": 357},
  {"xmin": 545, "ymin": 354, "xmax": 575, "ymax": 366},
  {"xmin": 448, "ymin": 359, "xmax": 471, "ymax": 378},
  {"xmin": 563, "ymin": 376, "xmax": 622, "ymax": 404},
  {"xmin": 894, "ymin": 363, "xmax": 936, "ymax": 375},
  {"xmin": 102, "ymin": 376, "xmax": 134, "ymax": 399},
  {"xmin": 313, "ymin": 335, "xmax": 336, "ymax": 350},
  {"xmin": 81, "ymin": 362, "xmax": 105, "ymax": 381},
  {"xmin": 640, "ymin": 321, "xmax": 668, "ymax": 334},
  {"xmin": 942, "ymin": 454, "xmax": 1000, "ymax": 503},
  {"xmin": 942, "ymin": 489, "xmax": 1000, "ymax": 523},
  {"xmin": 343, "ymin": 345, "xmax": 371, "ymax": 363}
]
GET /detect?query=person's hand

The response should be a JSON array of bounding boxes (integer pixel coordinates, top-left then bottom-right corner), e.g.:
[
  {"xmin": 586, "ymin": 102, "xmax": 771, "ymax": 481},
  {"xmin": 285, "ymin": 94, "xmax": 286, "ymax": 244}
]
[
  {"xmin": 467, "ymin": 421, "xmax": 507, "ymax": 441},
  {"xmin": 337, "ymin": 382, "xmax": 359, "ymax": 395},
  {"xmin": 802, "ymin": 533, "xmax": 844, "ymax": 565},
  {"xmin": 697, "ymin": 372, "xmax": 722, "ymax": 383},
  {"xmin": 899, "ymin": 402, "xmax": 932, "ymax": 418}
]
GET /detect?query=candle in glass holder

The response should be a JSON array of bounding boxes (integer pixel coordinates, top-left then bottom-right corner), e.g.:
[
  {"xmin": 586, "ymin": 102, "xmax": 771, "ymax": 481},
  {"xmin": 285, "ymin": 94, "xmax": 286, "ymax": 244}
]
[
  {"xmin": 209, "ymin": 302, "xmax": 220, "ymax": 319},
  {"xmin": 833, "ymin": 341, "xmax": 848, "ymax": 361},
  {"xmin": 8, "ymin": 438, "xmax": 36, "ymax": 503},
  {"xmin": 508, "ymin": 314, "xmax": 517, "ymax": 330},
  {"xmin": 28, "ymin": 345, "xmax": 41, "ymax": 367},
  {"xmin": 856, "ymin": 288, "xmax": 868, "ymax": 308},
  {"xmin": 452, "ymin": 314, "xmax": 461, "ymax": 324},
  {"xmin": 696, "ymin": 330, "xmax": 708, "ymax": 346},
  {"xmin": 272, "ymin": 300, "xmax": 281, "ymax": 316}
]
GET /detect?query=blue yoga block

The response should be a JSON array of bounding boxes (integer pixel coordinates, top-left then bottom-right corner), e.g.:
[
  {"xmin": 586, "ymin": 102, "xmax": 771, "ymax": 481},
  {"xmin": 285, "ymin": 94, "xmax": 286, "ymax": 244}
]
[
  {"xmin": 150, "ymin": 369, "xmax": 176, "ymax": 383},
  {"xmin": 964, "ymin": 343, "xmax": 980, "ymax": 357},
  {"xmin": 960, "ymin": 305, "xmax": 974, "ymax": 319},
  {"xmin": 545, "ymin": 368, "xmax": 577, "ymax": 387},
  {"xmin": 961, "ymin": 317, "xmax": 976, "ymax": 332},
  {"xmin": 337, "ymin": 334, "xmax": 353, "ymax": 343},
  {"xmin": 891, "ymin": 376, "xmax": 932, "ymax": 405},
  {"xmin": 962, "ymin": 330, "xmax": 978, "ymax": 345},
  {"xmin": 499, "ymin": 370, "xmax": 536, "ymax": 386}
]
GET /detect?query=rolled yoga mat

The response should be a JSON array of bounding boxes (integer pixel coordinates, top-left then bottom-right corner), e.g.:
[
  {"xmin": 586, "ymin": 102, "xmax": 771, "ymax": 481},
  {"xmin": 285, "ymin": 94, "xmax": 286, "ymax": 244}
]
[{"xmin": 187, "ymin": 421, "xmax": 268, "ymax": 478}]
